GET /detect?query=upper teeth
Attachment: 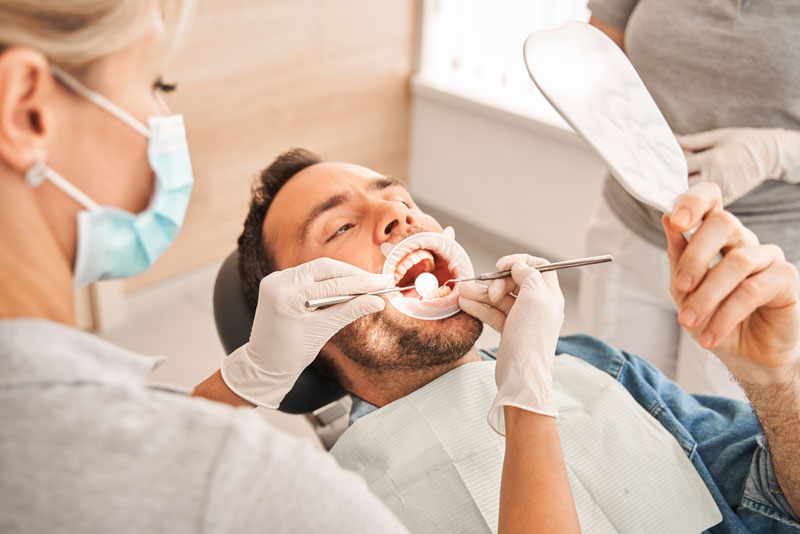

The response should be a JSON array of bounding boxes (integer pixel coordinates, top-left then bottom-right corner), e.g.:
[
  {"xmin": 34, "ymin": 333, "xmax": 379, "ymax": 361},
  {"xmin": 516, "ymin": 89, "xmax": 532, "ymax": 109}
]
[{"xmin": 394, "ymin": 249, "xmax": 435, "ymax": 283}]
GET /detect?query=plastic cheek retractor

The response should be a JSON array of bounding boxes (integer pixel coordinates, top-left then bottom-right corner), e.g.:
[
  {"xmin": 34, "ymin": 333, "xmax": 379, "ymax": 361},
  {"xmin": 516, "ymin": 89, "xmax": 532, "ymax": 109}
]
[{"xmin": 381, "ymin": 227, "xmax": 475, "ymax": 320}]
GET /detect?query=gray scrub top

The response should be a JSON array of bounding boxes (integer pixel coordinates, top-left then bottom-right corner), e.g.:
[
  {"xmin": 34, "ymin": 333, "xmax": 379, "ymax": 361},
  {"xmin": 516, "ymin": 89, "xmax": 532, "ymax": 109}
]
[
  {"xmin": 0, "ymin": 319, "xmax": 406, "ymax": 534},
  {"xmin": 588, "ymin": 0, "xmax": 800, "ymax": 261}
]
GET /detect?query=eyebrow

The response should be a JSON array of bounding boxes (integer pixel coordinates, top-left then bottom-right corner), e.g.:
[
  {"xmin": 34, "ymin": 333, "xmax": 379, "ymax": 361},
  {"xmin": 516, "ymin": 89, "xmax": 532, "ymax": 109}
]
[
  {"xmin": 370, "ymin": 177, "xmax": 404, "ymax": 191},
  {"xmin": 299, "ymin": 192, "xmax": 351, "ymax": 243},
  {"xmin": 298, "ymin": 177, "xmax": 408, "ymax": 243}
]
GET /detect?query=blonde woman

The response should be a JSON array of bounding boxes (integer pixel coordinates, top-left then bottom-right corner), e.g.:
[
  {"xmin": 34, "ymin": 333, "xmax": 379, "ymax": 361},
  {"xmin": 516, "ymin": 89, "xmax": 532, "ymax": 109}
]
[
  {"xmin": 0, "ymin": 2, "xmax": 586, "ymax": 532},
  {"xmin": 0, "ymin": 2, "xmax": 408, "ymax": 532}
]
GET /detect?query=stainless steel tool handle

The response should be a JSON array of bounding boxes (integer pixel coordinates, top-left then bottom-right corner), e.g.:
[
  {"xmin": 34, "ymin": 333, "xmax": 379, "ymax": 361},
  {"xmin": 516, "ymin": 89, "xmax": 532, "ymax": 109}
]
[
  {"xmin": 535, "ymin": 254, "xmax": 613, "ymax": 272},
  {"xmin": 476, "ymin": 271, "xmax": 511, "ymax": 281},
  {"xmin": 474, "ymin": 254, "xmax": 613, "ymax": 281},
  {"xmin": 304, "ymin": 285, "xmax": 412, "ymax": 310}
]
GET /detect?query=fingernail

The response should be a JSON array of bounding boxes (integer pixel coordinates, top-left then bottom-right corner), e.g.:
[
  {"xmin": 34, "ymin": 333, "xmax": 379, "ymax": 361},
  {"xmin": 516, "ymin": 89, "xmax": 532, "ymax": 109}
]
[
  {"xmin": 672, "ymin": 208, "xmax": 691, "ymax": 228},
  {"xmin": 679, "ymin": 307, "xmax": 696, "ymax": 327},
  {"xmin": 675, "ymin": 270, "xmax": 692, "ymax": 291},
  {"xmin": 699, "ymin": 331, "xmax": 715, "ymax": 348}
]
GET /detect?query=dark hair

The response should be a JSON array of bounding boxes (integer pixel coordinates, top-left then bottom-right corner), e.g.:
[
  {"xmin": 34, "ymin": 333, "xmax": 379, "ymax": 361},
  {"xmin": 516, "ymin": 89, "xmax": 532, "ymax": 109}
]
[{"xmin": 237, "ymin": 148, "xmax": 323, "ymax": 306}]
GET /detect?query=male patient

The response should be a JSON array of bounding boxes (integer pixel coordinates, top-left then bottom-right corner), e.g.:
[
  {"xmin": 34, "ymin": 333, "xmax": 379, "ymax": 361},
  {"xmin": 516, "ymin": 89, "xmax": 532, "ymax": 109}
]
[{"xmin": 237, "ymin": 149, "xmax": 800, "ymax": 533}]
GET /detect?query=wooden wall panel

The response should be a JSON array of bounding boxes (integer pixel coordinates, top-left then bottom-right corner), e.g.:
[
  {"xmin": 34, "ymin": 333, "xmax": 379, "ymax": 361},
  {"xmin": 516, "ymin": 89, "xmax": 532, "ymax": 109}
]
[{"xmin": 126, "ymin": 0, "xmax": 416, "ymax": 291}]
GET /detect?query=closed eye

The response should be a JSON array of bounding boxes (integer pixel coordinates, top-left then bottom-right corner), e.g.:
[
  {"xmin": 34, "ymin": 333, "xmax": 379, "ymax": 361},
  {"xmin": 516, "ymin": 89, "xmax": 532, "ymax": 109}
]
[
  {"xmin": 154, "ymin": 78, "xmax": 178, "ymax": 93},
  {"xmin": 327, "ymin": 223, "xmax": 354, "ymax": 242}
]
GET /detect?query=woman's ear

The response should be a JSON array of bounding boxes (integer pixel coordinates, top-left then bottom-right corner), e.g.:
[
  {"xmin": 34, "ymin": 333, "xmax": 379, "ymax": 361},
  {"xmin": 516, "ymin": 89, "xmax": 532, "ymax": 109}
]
[{"xmin": 0, "ymin": 47, "xmax": 57, "ymax": 174}]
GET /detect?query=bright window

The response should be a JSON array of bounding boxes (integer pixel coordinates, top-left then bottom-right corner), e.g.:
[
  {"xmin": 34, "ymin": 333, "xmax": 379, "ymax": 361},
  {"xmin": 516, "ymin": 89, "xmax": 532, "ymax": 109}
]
[{"xmin": 417, "ymin": 0, "xmax": 590, "ymax": 128}]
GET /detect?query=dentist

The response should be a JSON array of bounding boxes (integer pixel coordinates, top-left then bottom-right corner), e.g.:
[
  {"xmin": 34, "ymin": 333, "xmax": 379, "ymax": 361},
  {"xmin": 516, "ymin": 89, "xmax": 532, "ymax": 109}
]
[{"xmin": 0, "ymin": 2, "xmax": 580, "ymax": 532}]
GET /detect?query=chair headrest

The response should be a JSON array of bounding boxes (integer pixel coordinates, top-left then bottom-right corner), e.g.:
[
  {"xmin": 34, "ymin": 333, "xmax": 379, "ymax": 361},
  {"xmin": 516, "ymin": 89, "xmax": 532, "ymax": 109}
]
[{"xmin": 212, "ymin": 250, "xmax": 346, "ymax": 414}]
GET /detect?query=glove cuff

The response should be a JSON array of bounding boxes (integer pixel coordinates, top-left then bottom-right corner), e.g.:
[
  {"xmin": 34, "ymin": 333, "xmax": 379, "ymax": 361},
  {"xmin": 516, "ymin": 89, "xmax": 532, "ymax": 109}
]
[
  {"xmin": 220, "ymin": 344, "xmax": 297, "ymax": 409},
  {"xmin": 487, "ymin": 388, "xmax": 558, "ymax": 436},
  {"xmin": 775, "ymin": 128, "xmax": 800, "ymax": 184}
]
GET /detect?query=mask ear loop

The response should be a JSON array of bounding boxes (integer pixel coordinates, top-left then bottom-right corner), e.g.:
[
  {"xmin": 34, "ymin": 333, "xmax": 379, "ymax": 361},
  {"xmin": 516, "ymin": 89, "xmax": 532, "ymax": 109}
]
[
  {"xmin": 50, "ymin": 65, "xmax": 150, "ymax": 138},
  {"xmin": 25, "ymin": 160, "xmax": 99, "ymax": 211}
]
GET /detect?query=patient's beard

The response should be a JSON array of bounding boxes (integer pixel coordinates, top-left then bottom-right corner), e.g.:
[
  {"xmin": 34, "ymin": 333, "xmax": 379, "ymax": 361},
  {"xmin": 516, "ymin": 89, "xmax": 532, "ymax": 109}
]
[{"xmin": 330, "ymin": 306, "xmax": 484, "ymax": 372}]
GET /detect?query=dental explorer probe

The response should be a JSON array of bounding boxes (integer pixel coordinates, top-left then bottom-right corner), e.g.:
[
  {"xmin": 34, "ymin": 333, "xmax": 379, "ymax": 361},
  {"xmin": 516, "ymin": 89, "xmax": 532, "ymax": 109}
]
[
  {"xmin": 443, "ymin": 254, "xmax": 613, "ymax": 283},
  {"xmin": 303, "ymin": 254, "xmax": 613, "ymax": 310}
]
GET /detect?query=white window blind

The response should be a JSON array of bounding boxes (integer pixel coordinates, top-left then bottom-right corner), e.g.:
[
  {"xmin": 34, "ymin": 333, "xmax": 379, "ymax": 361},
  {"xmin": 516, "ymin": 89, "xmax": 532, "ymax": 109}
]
[{"xmin": 417, "ymin": 0, "xmax": 590, "ymax": 127}]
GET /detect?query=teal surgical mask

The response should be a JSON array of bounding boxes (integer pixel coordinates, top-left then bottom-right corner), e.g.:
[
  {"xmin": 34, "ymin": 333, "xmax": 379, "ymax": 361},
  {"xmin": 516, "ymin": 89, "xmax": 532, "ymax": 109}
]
[{"xmin": 25, "ymin": 66, "xmax": 194, "ymax": 288}]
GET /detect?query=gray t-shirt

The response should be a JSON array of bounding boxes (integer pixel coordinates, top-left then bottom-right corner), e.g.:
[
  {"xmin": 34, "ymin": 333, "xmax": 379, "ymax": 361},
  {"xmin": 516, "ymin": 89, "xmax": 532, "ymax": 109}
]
[
  {"xmin": 0, "ymin": 319, "xmax": 406, "ymax": 534},
  {"xmin": 588, "ymin": 0, "xmax": 800, "ymax": 261}
]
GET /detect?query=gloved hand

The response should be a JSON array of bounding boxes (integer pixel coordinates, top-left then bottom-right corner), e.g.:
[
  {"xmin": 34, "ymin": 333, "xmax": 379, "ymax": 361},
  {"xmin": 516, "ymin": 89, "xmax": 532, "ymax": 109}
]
[
  {"xmin": 221, "ymin": 257, "xmax": 392, "ymax": 409},
  {"xmin": 677, "ymin": 127, "xmax": 800, "ymax": 206},
  {"xmin": 458, "ymin": 254, "xmax": 565, "ymax": 435}
]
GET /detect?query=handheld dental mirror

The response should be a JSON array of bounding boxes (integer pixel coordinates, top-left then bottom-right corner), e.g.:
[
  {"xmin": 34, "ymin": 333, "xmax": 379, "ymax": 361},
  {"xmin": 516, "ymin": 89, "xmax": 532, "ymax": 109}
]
[
  {"xmin": 523, "ymin": 21, "xmax": 688, "ymax": 215},
  {"xmin": 303, "ymin": 255, "xmax": 613, "ymax": 309},
  {"xmin": 413, "ymin": 272, "xmax": 440, "ymax": 298}
]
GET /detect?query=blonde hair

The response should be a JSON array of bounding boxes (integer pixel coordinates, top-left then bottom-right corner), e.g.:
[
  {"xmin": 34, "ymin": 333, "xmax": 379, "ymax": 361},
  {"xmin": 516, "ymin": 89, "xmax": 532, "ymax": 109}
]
[{"xmin": 0, "ymin": 0, "xmax": 195, "ymax": 70}]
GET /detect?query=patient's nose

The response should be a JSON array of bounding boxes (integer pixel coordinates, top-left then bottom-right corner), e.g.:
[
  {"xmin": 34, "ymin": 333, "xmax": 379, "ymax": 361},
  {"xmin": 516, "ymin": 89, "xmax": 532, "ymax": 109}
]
[{"xmin": 376, "ymin": 201, "xmax": 415, "ymax": 243}]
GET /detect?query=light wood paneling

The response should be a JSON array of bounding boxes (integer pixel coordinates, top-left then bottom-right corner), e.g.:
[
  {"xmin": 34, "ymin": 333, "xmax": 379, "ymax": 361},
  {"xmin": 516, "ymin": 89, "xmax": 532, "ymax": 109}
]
[{"xmin": 126, "ymin": 0, "xmax": 416, "ymax": 291}]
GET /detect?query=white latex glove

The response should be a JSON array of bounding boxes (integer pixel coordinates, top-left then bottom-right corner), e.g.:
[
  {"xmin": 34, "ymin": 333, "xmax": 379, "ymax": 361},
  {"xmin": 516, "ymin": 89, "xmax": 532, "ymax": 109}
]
[
  {"xmin": 221, "ymin": 257, "xmax": 392, "ymax": 409},
  {"xmin": 458, "ymin": 254, "xmax": 565, "ymax": 435},
  {"xmin": 677, "ymin": 127, "xmax": 800, "ymax": 206}
]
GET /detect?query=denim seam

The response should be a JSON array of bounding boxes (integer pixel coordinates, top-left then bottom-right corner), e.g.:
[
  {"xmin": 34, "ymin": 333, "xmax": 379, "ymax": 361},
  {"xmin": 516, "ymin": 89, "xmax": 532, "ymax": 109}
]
[
  {"xmin": 648, "ymin": 400, "xmax": 665, "ymax": 418},
  {"xmin": 741, "ymin": 496, "xmax": 800, "ymax": 528},
  {"xmin": 688, "ymin": 442, "xmax": 697, "ymax": 462},
  {"xmin": 613, "ymin": 359, "xmax": 626, "ymax": 380}
]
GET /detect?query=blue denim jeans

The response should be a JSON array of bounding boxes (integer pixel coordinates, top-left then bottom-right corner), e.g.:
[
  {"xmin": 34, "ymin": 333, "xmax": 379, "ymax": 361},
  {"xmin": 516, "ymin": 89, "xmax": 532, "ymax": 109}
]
[
  {"xmin": 350, "ymin": 334, "xmax": 800, "ymax": 532},
  {"xmin": 552, "ymin": 334, "xmax": 799, "ymax": 533}
]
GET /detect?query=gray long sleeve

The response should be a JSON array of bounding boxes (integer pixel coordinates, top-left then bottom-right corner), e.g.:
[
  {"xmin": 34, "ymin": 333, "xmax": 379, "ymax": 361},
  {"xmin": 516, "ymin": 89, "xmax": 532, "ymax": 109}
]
[{"xmin": 0, "ymin": 319, "xmax": 407, "ymax": 534}]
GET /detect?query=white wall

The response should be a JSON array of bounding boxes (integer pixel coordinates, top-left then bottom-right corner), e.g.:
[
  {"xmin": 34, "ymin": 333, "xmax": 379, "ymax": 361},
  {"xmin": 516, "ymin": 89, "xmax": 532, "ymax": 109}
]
[{"xmin": 409, "ymin": 82, "xmax": 608, "ymax": 260}]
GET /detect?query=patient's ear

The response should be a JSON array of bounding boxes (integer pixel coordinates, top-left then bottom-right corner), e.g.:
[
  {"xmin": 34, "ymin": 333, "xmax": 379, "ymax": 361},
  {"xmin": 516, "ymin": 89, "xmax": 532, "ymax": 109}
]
[{"xmin": 0, "ymin": 48, "xmax": 57, "ymax": 174}]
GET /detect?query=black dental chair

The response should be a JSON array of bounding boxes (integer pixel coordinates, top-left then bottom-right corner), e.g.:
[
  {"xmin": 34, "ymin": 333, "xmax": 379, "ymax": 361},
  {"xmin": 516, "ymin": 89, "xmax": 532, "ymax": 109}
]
[{"xmin": 212, "ymin": 250, "xmax": 352, "ymax": 448}]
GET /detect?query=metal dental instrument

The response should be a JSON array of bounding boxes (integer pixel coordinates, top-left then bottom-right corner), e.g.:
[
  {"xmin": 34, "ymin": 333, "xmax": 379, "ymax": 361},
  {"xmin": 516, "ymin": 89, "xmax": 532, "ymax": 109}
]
[
  {"xmin": 304, "ymin": 284, "xmax": 418, "ymax": 310},
  {"xmin": 444, "ymin": 254, "xmax": 613, "ymax": 284},
  {"xmin": 303, "ymin": 254, "xmax": 613, "ymax": 310}
]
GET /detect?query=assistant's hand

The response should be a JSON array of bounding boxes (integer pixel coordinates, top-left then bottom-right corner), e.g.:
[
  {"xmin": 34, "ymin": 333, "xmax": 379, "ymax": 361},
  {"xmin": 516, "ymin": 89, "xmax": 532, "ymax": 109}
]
[
  {"xmin": 459, "ymin": 255, "xmax": 565, "ymax": 434},
  {"xmin": 677, "ymin": 127, "xmax": 800, "ymax": 205},
  {"xmin": 663, "ymin": 182, "xmax": 800, "ymax": 384},
  {"xmin": 221, "ymin": 257, "xmax": 391, "ymax": 408}
]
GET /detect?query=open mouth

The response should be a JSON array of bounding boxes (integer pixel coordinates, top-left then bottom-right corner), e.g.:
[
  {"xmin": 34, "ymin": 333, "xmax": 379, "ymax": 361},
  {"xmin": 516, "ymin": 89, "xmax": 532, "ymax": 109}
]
[
  {"xmin": 393, "ymin": 248, "xmax": 455, "ymax": 300},
  {"xmin": 381, "ymin": 230, "xmax": 474, "ymax": 321}
]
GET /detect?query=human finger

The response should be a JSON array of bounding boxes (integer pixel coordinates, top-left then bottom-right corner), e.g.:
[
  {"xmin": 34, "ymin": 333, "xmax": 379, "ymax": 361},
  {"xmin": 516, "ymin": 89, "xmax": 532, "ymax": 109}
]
[
  {"xmin": 662, "ymin": 214, "xmax": 688, "ymax": 280},
  {"xmin": 668, "ymin": 182, "xmax": 723, "ymax": 232},
  {"xmin": 539, "ymin": 270, "xmax": 561, "ymax": 294},
  {"xmin": 314, "ymin": 295, "xmax": 385, "ymax": 331},
  {"xmin": 458, "ymin": 282, "xmax": 489, "ymax": 301},
  {"xmin": 684, "ymin": 150, "xmax": 708, "ymax": 176},
  {"xmin": 676, "ymin": 130, "xmax": 721, "ymax": 151},
  {"xmin": 487, "ymin": 277, "xmax": 518, "ymax": 304},
  {"xmin": 304, "ymin": 273, "xmax": 393, "ymax": 301},
  {"xmin": 510, "ymin": 261, "xmax": 545, "ymax": 293},
  {"xmin": 458, "ymin": 296, "xmax": 507, "ymax": 333},
  {"xmin": 674, "ymin": 210, "xmax": 757, "ymax": 293},
  {"xmin": 460, "ymin": 282, "xmax": 516, "ymax": 316},
  {"xmin": 496, "ymin": 254, "xmax": 549, "ymax": 271},
  {"xmin": 698, "ymin": 261, "xmax": 798, "ymax": 349},
  {"xmin": 678, "ymin": 245, "xmax": 782, "ymax": 330}
]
